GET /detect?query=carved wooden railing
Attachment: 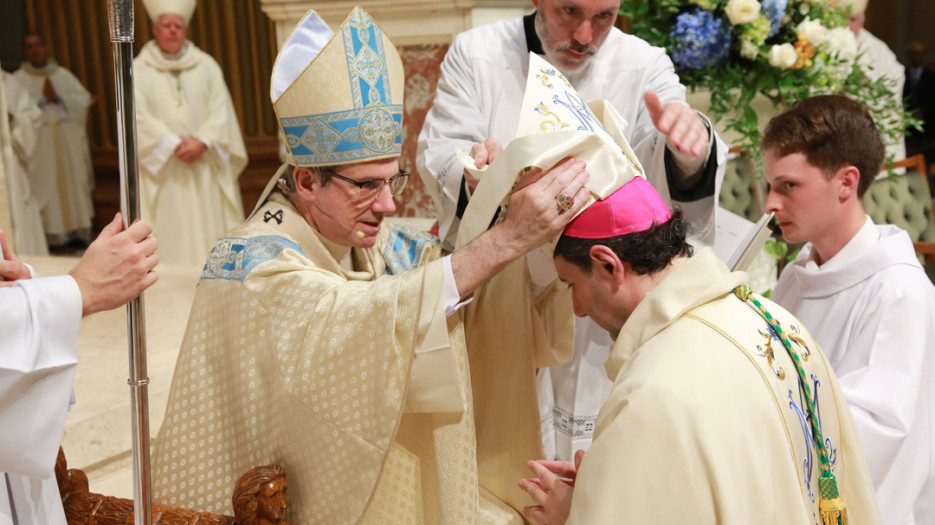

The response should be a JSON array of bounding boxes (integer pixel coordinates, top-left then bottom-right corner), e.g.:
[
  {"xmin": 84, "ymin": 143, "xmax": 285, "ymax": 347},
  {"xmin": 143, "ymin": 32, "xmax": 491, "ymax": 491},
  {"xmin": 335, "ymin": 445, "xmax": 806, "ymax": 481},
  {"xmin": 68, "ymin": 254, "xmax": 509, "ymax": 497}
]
[{"xmin": 55, "ymin": 448, "xmax": 291, "ymax": 525}]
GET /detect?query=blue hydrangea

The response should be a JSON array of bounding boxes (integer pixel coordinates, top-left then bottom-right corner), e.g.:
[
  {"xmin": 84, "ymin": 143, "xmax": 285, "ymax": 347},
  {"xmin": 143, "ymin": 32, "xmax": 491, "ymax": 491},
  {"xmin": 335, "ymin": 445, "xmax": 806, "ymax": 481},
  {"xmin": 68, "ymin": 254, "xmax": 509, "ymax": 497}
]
[
  {"xmin": 670, "ymin": 9, "xmax": 732, "ymax": 70},
  {"xmin": 762, "ymin": 0, "xmax": 788, "ymax": 38}
]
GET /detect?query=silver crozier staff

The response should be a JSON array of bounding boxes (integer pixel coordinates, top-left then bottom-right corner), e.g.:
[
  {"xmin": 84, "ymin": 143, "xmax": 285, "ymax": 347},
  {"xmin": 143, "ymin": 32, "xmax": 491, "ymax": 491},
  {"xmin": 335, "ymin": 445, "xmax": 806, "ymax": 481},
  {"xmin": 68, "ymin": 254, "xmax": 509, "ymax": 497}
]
[{"xmin": 106, "ymin": 1, "xmax": 153, "ymax": 524}]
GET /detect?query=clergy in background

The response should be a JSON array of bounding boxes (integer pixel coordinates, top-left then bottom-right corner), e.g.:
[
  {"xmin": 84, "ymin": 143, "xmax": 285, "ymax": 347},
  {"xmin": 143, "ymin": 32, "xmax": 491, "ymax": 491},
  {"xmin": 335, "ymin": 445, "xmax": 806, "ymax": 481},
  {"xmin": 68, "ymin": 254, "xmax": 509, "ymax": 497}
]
[
  {"xmin": 841, "ymin": 0, "xmax": 906, "ymax": 168},
  {"xmin": 519, "ymin": 176, "xmax": 880, "ymax": 524},
  {"xmin": 2, "ymin": 71, "xmax": 47, "ymax": 255},
  {"xmin": 134, "ymin": 0, "xmax": 247, "ymax": 265},
  {"xmin": 14, "ymin": 33, "xmax": 94, "ymax": 250},
  {"xmin": 152, "ymin": 7, "xmax": 588, "ymax": 523},
  {"xmin": 767, "ymin": 95, "xmax": 935, "ymax": 525}
]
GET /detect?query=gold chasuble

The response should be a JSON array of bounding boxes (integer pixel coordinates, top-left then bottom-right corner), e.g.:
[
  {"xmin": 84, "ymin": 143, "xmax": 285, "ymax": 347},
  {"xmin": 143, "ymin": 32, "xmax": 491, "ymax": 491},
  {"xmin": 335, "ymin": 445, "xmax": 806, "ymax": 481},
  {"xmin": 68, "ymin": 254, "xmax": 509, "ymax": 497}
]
[
  {"xmin": 153, "ymin": 192, "xmax": 520, "ymax": 523},
  {"xmin": 566, "ymin": 249, "xmax": 880, "ymax": 523},
  {"xmin": 465, "ymin": 260, "xmax": 574, "ymax": 513}
]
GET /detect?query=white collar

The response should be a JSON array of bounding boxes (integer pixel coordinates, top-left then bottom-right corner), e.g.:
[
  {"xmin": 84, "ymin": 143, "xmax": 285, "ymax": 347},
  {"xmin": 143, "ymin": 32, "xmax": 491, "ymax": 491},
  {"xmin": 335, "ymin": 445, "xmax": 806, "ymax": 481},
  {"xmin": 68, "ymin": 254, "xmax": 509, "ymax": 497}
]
[{"xmin": 806, "ymin": 215, "xmax": 878, "ymax": 271}]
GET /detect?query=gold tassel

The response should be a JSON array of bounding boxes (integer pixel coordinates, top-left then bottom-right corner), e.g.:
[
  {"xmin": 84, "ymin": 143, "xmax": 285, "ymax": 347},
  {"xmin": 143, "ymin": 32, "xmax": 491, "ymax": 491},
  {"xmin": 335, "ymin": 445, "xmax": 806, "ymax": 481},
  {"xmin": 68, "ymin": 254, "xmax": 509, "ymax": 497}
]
[
  {"xmin": 819, "ymin": 496, "xmax": 848, "ymax": 525},
  {"xmin": 818, "ymin": 475, "xmax": 848, "ymax": 525}
]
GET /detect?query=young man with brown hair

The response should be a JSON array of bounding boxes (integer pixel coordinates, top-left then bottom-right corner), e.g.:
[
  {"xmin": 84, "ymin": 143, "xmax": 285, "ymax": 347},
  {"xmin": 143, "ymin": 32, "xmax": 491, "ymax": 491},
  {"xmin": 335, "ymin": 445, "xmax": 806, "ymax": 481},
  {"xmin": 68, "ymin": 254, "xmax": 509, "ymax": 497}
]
[{"xmin": 765, "ymin": 94, "xmax": 935, "ymax": 525}]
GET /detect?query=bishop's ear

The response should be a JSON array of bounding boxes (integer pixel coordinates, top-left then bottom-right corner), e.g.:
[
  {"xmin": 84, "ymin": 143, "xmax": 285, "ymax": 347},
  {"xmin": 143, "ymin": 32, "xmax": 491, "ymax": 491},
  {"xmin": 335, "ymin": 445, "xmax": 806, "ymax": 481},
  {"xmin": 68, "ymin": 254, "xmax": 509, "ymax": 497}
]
[
  {"xmin": 293, "ymin": 167, "xmax": 318, "ymax": 198},
  {"xmin": 589, "ymin": 244, "xmax": 624, "ymax": 284}
]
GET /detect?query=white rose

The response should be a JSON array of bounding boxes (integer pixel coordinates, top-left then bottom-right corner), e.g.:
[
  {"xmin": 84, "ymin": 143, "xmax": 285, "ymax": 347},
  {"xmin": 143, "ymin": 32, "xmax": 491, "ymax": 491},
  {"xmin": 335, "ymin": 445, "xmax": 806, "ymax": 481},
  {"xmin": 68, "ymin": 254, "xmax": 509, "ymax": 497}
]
[
  {"xmin": 769, "ymin": 43, "xmax": 799, "ymax": 69},
  {"xmin": 725, "ymin": 0, "xmax": 762, "ymax": 25},
  {"xmin": 796, "ymin": 18, "xmax": 828, "ymax": 46},
  {"xmin": 740, "ymin": 39, "xmax": 759, "ymax": 60},
  {"xmin": 822, "ymin": 27, "xmax": 857, "ymax": 61}
]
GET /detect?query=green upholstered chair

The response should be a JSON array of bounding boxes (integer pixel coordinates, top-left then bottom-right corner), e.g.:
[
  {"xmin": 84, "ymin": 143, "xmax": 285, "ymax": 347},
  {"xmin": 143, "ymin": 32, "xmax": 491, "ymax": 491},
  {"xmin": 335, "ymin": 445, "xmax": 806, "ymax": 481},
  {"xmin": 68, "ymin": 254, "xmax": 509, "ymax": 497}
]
[
  {"xmin": 863, "ymin": 154, "xmax": 935, "ymax": 278},
  {"xmin": 719, "ymin": 147, "xmax": 766, "ymax": 222}
]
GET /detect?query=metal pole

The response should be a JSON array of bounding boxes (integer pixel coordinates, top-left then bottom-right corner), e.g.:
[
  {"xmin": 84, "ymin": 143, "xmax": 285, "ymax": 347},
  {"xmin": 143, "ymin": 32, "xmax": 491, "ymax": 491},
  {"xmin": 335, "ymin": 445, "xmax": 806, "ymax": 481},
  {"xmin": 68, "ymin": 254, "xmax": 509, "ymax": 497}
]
[{"xmin": 107, "ymin": 1, "xmax": 152, "ymax": 524}]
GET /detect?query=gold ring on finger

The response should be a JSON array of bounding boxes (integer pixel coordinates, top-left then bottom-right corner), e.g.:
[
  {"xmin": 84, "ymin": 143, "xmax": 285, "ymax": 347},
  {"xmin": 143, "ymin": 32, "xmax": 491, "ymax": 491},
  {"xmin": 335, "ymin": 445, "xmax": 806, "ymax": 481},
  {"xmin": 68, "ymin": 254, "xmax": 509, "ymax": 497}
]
[{"xmin": 556, "ymin": 192, "xmax": 574, "ymax": 212}]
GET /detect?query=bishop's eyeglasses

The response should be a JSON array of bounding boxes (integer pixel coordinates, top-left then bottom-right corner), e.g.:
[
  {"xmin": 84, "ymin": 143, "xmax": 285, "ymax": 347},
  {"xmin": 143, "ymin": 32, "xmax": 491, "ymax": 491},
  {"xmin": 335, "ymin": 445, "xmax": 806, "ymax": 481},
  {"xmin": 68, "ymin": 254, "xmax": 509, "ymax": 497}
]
[{"xmin": 323, "ymin": 168, "xmax": 410, "ymax": 201}]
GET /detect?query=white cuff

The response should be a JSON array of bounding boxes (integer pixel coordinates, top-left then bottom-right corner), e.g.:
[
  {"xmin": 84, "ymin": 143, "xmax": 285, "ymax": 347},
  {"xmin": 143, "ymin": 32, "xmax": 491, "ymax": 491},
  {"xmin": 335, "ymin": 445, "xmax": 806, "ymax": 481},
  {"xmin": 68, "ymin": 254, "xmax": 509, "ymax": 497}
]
[
  {"xmin": 442, "ymin": 255, "xmax": 473, "ymax": 316},
  {"xmin": 140, "ymin": 134, "xmax": 182, "ymax": 175},
  {"xmin": 199, "ymin": 138, "xmax": 230, "ymax": 166},
  {"xmin": 666, "ymin": 112, "xmax": 713, "ymax": 176}
]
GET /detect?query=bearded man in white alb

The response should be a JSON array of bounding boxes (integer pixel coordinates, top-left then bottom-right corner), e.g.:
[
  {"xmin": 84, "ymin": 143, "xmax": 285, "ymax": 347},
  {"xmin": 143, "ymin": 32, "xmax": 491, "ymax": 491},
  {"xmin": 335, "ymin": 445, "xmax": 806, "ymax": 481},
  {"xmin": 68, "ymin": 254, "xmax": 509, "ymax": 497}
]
[
  {"xmin": 417, "ymin": 0, "xmax": 727, "ymax": 463},
  {"xmin": 134, "ymin": 0, "xmax": 247, "ymax": 265},
  {"xmin": 2, "ymin": 71, "xmax": 47, "ymax": 255},
  {"xmin": 14, "ymin": 32, "xmax": 94, "ymax": 249},
  {"xmin": 767, "ymin": 95, "xmax": 934, "ymax": 525}
]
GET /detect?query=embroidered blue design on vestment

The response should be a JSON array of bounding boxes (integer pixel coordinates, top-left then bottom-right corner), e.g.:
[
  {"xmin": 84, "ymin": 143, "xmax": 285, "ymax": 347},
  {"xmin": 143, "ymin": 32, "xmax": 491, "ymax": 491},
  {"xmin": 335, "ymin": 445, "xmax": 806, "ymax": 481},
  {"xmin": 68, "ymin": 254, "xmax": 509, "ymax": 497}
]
[
  {"xmin": 788, "ymin": 388, "xmax": 816, "ymax": 503},
  {"xmin": 280, "ymin": 106, "xmax": 402, "ymax": 165},
  {"xmin": 201, "ymin": 236, "xmax": 306, "ymax": 281},
  {"xmin": 383, "ymin": 225, "xmax": 438, "ymax": 275},
  {"xmin": 279, "ymin": 8, "xmax": 401, "ymax": 165}
]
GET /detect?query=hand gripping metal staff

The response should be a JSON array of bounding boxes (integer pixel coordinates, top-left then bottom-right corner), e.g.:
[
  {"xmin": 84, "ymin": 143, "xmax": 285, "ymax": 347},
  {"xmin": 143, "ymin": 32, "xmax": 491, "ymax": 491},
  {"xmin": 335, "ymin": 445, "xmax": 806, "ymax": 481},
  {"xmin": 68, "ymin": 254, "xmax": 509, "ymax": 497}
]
[{"xmin": 107, "ymin": 1, "xmax": 153, "ymax": 523}]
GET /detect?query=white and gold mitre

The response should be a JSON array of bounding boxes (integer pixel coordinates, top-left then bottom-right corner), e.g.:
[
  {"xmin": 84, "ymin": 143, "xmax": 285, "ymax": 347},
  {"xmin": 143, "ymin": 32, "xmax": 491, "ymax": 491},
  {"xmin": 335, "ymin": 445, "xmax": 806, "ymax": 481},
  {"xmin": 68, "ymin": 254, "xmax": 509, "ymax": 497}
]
[
  {"xmin": 271, "ymin": 7, "xmax": 404, "ymax": 167},
  {"xmin": 142, "ymin": 0, "xmax": 196, "ymax": 23},
  {"xmin": 454, "ymin": 52, "xmax": 645, "ymax": 249},
  {"xmin": 835, "ymin": 0, "xmax": 868, "ymax": 14}
]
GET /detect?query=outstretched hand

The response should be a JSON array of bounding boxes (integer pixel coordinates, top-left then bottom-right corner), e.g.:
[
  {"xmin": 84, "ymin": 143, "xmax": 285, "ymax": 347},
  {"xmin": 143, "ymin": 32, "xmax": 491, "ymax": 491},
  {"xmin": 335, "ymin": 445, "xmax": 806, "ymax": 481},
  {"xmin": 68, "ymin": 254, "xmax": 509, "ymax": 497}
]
[
  {"xmin": 0, "ymin": 229, "xmax": 33, "ymax": 285},
  {"xmin": 644, "ymin": 90, "xmax": 709, "ymax": 157},
  {"xmin": 69, "ymin": 213, "xmax": 159, "ymax": 317},
  {"xmin": 519, "ymin": 450, "xmax": 585, "ymax": 525}
]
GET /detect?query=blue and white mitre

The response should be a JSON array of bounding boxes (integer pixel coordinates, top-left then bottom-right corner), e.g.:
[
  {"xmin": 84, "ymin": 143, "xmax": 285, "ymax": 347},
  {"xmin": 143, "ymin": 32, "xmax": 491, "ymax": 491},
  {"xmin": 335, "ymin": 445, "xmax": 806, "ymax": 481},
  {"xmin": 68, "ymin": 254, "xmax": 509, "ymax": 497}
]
[{"xmin": 271, "ymin": 7, "xmax": 404, "ymax": 167}]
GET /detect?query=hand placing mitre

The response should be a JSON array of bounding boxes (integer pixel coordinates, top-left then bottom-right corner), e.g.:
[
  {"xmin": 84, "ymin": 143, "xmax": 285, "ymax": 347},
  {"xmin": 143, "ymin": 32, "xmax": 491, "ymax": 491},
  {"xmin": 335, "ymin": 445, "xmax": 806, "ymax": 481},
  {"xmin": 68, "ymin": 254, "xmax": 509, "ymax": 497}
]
[
  {"xmin": 518, "ymin": 449, "xmax": 585, "ymax": 525},
  {"xmin": 464, "ymin": 137, "xmax": 504, "ymax": 191},
  {"xmin": 644, "ymin": 90, "xmax": 709, "ymax": 157}
]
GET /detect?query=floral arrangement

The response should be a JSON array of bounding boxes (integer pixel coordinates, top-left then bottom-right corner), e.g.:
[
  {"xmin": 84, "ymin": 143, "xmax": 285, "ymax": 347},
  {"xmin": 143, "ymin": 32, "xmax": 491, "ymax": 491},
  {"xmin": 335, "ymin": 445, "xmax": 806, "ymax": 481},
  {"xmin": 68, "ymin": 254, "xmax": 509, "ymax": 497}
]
[{"xmin": 621, "ymin": 0, "xmax": 915, "ymax": 160}]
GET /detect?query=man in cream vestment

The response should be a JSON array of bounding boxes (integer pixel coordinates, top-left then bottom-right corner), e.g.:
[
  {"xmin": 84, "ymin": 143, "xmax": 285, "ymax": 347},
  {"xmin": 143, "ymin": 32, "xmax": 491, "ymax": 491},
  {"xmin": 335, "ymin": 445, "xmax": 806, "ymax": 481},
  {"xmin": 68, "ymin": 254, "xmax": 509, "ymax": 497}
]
[
  {"xmin": 518, "ymin": 177, "xmax": 880, "ymax": 524},
  {"xmin": 417, "ymin": 0, "xmax": 728, "ymax": 462},
  {"xmin": 766, "ymin": 95, "xmax": 935, "ymax": 524},
  {"xmin": 1, "ymin": 72, "xmax": 47, "ymax": 255},
  {"xmin": 152, "ymin": 8, "xmax": 588, "ymax": 524},
  {"xmin": 134, "ymin": 0, "xmax": 247, "ymax": 265},
  {"xmin": 14, "ymin": 33, "xmax": 94, "ymax": 248}
]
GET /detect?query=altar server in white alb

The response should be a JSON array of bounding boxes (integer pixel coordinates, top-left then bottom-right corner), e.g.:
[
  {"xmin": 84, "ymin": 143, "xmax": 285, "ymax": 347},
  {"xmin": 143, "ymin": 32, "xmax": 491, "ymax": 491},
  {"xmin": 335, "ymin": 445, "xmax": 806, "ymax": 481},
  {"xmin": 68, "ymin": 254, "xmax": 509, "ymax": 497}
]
[
  {"xmin": 0, "ymin": 216, "xmax": 158, "ymax": 525},
  {"xmin": 766, "ymin": 95, "xmax": 935, "ymax": 525},
  {"xmin": 2, "ymin": 71, "xmax": 47, "ymax": 255},
  {"xmin": 14, "ymin": 33, "xmax": 95, "ymax": 249},
  {"xmin": 134, "ymin": 0, "xmax": 247, "ymax": 265},
  {"xmin": 517, "ymin": 176, "xmax": 879, "ymax": 524},
  {"xmin": 417, "ymin": 0, "xmax": 727, "ymax": 462}
]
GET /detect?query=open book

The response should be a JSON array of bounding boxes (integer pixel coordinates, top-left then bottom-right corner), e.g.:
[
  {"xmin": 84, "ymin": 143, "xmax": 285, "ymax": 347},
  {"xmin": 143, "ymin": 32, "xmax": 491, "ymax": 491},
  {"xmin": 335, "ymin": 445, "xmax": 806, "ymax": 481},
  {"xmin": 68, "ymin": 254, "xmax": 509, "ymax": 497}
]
[{"xmin": 727, "ymin": 211, "xmax": 775, "ymax": 271}]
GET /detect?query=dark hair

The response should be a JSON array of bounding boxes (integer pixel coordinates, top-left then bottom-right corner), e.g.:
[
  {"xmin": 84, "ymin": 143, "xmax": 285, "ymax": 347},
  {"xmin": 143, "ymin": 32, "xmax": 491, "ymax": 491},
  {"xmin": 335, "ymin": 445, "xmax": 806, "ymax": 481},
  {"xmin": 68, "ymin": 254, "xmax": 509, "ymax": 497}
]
[
  {"xmin": 23, "ymin": 31, "xmax": 44, "ymax": 45},
  {"xmin": 279, "ymin": 164, "xmax": 334, "ymax": 194},
  {"xmin": 553, "ymin": 208, "xmax": 693, "ymax": 275},
  {"xmin": 761, "ymin": 95, "xmax": 884, "ymax": 198}
]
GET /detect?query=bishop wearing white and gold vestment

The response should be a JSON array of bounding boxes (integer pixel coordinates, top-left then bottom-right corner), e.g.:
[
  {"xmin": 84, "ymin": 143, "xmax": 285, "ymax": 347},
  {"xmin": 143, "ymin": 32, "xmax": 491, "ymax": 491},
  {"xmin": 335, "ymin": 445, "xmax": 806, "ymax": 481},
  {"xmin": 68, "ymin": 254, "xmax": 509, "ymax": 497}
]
[{"xmin": 152, "ymin": 7, "xmax": 591, "ymax": 524}]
